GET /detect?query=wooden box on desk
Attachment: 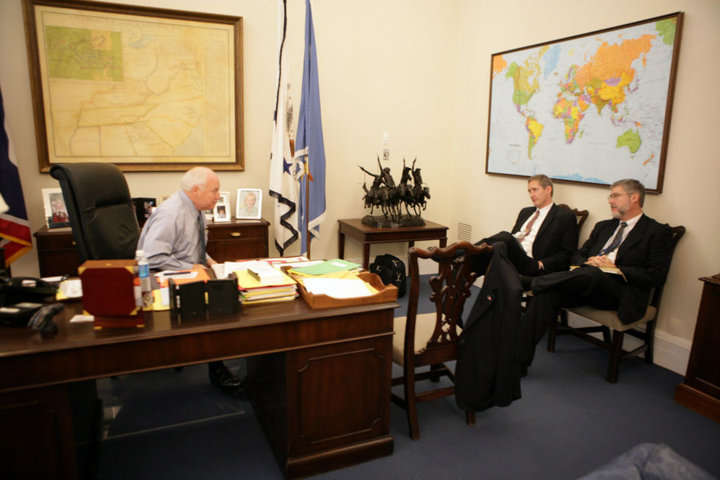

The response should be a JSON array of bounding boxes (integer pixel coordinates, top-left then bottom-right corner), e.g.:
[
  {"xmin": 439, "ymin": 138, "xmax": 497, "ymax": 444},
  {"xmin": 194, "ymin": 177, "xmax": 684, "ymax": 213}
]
[
  {"xmin": 78, "ymin": 259, "xmax": 143, "ymax": 328},
  {"xmin": 296, "ymin": 271, "xmax": 398, "ymax": 309}
]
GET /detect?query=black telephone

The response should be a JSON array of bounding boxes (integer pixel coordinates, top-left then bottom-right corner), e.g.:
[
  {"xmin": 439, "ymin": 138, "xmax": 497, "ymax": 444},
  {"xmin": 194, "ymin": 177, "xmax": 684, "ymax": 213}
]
[
  {"xmin": 0, "ymin": 276, "xmax": 58, "ymax": 307},
  {"xmin": 0, "ymin": 277, "xmax": 59, "ymax": 328}
]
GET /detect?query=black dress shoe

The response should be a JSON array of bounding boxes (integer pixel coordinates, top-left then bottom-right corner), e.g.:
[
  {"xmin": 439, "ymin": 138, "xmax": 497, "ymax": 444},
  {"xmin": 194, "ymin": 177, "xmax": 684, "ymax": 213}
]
[{"xmin": 208, "ymin": 361, "xmax": 245, "ymax": 393}]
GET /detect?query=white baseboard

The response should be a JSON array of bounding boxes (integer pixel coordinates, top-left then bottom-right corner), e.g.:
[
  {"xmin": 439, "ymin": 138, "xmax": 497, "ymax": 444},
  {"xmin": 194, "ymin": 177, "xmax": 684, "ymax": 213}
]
[
  {"xmin": 566, "ymin": 313, "xmax": 690, "ymax": 375},
  {"xmin": 653, "ymin": 330, "xmax": 691, "ymax": 375}
]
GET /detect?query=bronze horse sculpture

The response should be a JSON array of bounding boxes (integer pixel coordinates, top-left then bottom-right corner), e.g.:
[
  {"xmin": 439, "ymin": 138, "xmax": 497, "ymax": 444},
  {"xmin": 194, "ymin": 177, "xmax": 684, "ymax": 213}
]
[{"xmin": 360, "ymin": 157, "xmax": 429, "ymax": 227}]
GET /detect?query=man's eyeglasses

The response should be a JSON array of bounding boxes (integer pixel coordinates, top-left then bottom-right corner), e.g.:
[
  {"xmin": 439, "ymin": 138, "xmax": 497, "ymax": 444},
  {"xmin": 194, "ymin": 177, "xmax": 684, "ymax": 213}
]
[{"xmin": 608, "ymin": 192, "xmax": 628, "ymax": 200}]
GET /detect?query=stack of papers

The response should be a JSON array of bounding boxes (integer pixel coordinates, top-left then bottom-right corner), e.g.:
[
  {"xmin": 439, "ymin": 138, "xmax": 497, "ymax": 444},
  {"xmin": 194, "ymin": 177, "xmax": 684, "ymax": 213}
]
[
  {"xmin": 234, "ymin": 261, "xmax": 298, "ymax": 305},
  {"xmin": 212, "ymin": 257, "xmax": 310, "ymax": 279},
  {"xmin": 301, "ymin": 277, "xmax": 377, "ymax": 299}
]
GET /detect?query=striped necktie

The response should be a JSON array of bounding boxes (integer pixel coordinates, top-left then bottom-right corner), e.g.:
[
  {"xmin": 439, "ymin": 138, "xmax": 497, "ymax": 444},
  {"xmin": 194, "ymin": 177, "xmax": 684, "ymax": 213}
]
[
  {"xmin": 198, "ymin": 212, "xmax": 207, "ymax": 265},
  {"xmin": 600, "ymin": 221, "xmax": 627, "ymax": 256},
  {"xmin": 517, "ymin": 209, "xmax": 540, "ymax": 241}
]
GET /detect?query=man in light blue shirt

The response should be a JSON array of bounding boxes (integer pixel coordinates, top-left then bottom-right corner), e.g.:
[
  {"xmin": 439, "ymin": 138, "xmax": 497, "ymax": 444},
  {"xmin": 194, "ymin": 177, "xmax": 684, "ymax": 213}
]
[
  {"xmin": 138, "ymin": 167, "xmax": 220, "ymax": 270},
  {"xmin": 138, "ymin": 167, "xmax": 243, "ymax": 394}
]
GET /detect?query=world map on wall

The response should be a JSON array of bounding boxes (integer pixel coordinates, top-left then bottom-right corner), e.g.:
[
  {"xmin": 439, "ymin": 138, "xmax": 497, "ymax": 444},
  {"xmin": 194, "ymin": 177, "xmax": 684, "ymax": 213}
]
[{"xmin": 486, "ymin": 15, "xmax": 681, "ymax": 191}]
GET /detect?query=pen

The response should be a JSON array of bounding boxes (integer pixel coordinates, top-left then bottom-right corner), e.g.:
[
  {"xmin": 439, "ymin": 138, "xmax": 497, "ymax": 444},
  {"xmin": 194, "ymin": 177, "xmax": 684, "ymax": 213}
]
[{"xmin": 162, "ymin": 271, "xmax": 190, "ymax": 277}]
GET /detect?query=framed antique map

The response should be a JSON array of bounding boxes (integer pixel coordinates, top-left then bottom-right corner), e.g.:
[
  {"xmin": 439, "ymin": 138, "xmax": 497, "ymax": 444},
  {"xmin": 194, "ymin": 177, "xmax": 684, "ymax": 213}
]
[
  {"xmin": 23, "ymin": 0, "xmax": 244, "ymax": 172},
  {"xmin": 486, "ymin": 12, "xmax": 683, "ymax": 192}
]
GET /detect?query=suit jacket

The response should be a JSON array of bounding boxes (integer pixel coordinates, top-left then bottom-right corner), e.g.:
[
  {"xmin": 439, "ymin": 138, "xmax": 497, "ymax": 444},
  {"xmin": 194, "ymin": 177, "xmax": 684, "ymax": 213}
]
[
  {"xmin": 572, "ymin": 214, "xmax": 673, "ymax": 324},
  {"xmin": 511, "ymin": 204, "xmax": 578, "ymax": 273},
  {"xmin": 455, "ymin": 243, "xmax": 522, "ymax": 412}
]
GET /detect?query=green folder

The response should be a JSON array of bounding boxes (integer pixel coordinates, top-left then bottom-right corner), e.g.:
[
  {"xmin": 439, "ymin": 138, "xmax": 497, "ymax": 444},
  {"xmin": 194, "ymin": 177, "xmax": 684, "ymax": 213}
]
[{"xmin": 291, "ymin": 259, "xmax": 361, "ymax": 276}]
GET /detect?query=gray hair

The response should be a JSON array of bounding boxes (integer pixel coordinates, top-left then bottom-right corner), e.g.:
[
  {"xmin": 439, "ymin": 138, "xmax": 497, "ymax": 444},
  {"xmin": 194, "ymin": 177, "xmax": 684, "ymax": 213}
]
[
  {"xmin": 180, "ymin": 167, "xmax": 215, "ymax": 191},
  {"xmin": 611, "ymin": 178, "xmax": 645, "ymax": 207},
  {"xmin": 528, "ymin": 174, "xmax": 553, "ymax": 196}
]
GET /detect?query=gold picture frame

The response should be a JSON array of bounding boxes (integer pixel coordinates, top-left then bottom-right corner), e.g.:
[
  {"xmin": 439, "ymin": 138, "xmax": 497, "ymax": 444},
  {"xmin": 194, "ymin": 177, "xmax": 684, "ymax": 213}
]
[{"xmin": 23, "ymin": 0, "xmax": 244, "ymax": 172}]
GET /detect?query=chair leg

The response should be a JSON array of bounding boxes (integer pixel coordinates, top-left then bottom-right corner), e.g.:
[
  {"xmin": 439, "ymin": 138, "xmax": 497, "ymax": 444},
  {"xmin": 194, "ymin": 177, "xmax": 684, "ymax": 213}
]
[
  {"xmin": 601, "ymin": 326, "xmax": 611, "ymax": 344},
  {"xmin": 645, "ymin": 321, "xmax": 657, "ymax": 364},
  {"xmin": 547, "ymin": 316, "xmax": 557, "ymax": 352},
  {"xmin": 429, "ymin": 363, "xmax": 443, "ymax": 382},
  {"xmin": 403, "ymin": 365, "xmax": 420, "ymax": 440},
  {"xmin": 606, "ymin": 330, "xmax": 624, "ymax": 383},
  {"xmin": 465, "ymin": 410, "xmax": 475, "ymax": 425},
  {"xmin": 560, "ymin": 309, "xmax": 569, "ymax": 327}
]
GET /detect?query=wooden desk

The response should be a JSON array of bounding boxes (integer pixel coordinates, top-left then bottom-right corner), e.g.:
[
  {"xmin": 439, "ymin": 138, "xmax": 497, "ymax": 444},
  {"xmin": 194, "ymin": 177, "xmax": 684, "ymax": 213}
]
[
  {"xmin": 34, "ymin": 219, "xmax": 269, "ymax": 277},
  {"xmin": 675, "ymin": 274, "xmax": 720, "ymax": 423},
  {"xmin": 338, "ymin": 218, "xmax": 448, "ymax": 269},
  {"xmin": 0, "ymin": 300, "xmax": 396, "ymax": 478}
]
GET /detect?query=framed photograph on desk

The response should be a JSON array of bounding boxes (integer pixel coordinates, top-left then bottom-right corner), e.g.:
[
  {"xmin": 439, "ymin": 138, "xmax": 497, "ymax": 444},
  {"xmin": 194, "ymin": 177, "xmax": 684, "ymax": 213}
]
[
  {"xmin": 41, "ymin": 187, "xmax": 70, "ymax": 228},
  {"xmin": 213, "ymin": 192, "xmax": 230, "ymax": 222},
  {"xmin": 236, "ymin": 188, "xmax": 261, "ymax": 220}
]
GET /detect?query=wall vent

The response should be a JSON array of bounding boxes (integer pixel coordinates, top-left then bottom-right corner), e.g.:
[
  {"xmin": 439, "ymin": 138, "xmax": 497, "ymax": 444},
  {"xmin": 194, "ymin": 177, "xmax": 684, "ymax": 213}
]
[{"xmin": 457, "ymin": 222, "xmax": 472, "ymax": 242}]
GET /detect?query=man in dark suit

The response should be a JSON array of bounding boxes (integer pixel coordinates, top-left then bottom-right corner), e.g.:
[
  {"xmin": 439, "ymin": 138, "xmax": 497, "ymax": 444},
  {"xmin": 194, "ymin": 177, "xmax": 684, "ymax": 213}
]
[
  {"xmin": 474, "ymin": 174, "xmax": 578, "ymax": 276},
  {"xmin": 526, "ymin": 178, "xmax": 673, "ymax": 338}
]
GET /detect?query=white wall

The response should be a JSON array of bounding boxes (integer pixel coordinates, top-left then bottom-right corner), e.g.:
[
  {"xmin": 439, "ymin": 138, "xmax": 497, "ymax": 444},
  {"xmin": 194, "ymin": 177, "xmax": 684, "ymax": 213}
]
[
  {"xmin": 453, "ymin": 0, "xmax": 720, "ymax": 372},
  {"xmin": 1, "ymin": 0, "xmax": 460, "ymax": 274},
  {"xmin": 2, "ymin": 0, "xmax": 718, "ymax": 373}
]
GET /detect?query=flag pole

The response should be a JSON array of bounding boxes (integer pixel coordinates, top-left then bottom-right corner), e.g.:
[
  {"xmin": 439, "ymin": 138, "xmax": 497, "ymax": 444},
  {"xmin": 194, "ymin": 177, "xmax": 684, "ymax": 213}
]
[{"xmin": 305, "ymin": 163, "xmax": 311, "ymax": 259}]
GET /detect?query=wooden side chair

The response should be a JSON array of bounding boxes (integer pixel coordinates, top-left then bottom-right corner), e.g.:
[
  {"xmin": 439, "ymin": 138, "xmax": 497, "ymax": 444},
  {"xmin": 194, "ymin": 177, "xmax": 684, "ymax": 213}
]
[
  {"xmin": 546, "ymin": 225, "xmax": 685, "ymax": 383},
  {"xmin": 392, "ymin": 241, "xmax": 492, "ymax": 439},
  {"xmin": 558, "ymin": 203, "xmax": 589, "ymax": 231}
]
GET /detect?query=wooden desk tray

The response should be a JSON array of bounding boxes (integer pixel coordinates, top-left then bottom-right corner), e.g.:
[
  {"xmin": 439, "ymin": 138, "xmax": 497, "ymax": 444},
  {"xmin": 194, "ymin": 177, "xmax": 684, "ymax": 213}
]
[{"xmin": 294, "ymin": 271, "xmax": 398, "ymax": 309}]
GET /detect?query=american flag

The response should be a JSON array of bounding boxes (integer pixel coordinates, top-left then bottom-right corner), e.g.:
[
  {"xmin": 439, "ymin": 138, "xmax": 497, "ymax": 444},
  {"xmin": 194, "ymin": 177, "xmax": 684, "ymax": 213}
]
[{"xmin": 0, "ymin": 88, "xmax": 32, "ymax": 265}]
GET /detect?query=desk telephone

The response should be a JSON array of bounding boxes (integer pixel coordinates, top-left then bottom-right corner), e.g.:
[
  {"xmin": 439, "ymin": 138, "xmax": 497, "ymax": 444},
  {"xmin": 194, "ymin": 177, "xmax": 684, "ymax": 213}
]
[{"xmin": 0, "ymin": 276, "xmax": 59, "ymax": 329}]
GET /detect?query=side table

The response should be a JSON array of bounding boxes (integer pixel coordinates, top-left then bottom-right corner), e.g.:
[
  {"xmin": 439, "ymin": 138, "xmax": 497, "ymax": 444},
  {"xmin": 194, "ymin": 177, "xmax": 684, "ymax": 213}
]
[
  {"xmin": 337, "ymin": 218, "xmax": 448, "ymax": 270},
  {"xmin": 675, "ymin": 273, "xmax": 720, "ymax": 423}
]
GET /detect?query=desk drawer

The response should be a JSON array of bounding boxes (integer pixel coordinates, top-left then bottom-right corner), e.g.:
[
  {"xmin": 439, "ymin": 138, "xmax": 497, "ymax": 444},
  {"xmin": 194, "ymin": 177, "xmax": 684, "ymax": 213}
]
[
  {"xmin": 34, "ymin": 228, "xmax": 82, "ymax": 277},
  {"xmin": 209, "ymin": 223, "xmax": 267, "ymax": 241},
  {"xmin": 206, "ymin": 219, "xmax": 269, "ymax": 262},
  {"xmin": 35, "ymin": 228, "xmax": 76, "ymax": 250}
]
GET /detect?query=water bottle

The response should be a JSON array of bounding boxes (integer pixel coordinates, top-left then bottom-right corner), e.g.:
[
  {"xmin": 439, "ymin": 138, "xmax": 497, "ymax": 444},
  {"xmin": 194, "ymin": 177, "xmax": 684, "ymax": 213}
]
[{"xmin": 136, "ymin": 249, "xmax": 153, "ymax": 309}]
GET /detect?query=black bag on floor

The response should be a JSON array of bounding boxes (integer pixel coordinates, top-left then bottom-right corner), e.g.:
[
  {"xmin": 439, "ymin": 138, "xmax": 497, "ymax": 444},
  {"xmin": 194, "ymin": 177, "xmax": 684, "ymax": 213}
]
[{"xmin": 370, "ymin": 254, "xmax": 407, "ymax": 297}]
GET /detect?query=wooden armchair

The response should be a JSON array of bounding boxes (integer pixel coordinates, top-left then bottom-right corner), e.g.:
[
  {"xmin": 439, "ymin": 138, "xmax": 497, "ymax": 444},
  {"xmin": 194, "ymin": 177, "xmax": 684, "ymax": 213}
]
[
  {"xmin": 391, "ymin": 241, "xmax": 492, "ymax": 439},
  {"xmin": 547, "ymin": 225, "xmax": 685, "ymax": 383},
  {"xmin": 558, "ymin": 203, "xmax": 589, "ymax": 231}
]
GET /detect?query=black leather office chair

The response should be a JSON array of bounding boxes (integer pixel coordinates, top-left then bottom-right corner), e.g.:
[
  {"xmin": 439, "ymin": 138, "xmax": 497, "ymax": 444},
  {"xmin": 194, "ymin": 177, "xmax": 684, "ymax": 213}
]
[
  {"xmin": 49, "ymin": 164, "xmax": 140, "ymax": 474},
  {"xmin": 50, "ymin": 163, "xmax": 139, "ymax": 262}
]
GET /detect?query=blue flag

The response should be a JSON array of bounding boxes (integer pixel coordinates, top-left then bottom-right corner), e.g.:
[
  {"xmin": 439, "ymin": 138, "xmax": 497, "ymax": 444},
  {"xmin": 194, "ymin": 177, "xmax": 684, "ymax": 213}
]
[
  {"xmin": 0, "ymin": 88, "xmax": 32, "ymax": 265},
  {"xmin": 294, "ymin": 0, "xmax": 327, "ymax": 256},
  {"xmin": 269, "ymin": 0, "xmax": 299, "ymax": 255}
]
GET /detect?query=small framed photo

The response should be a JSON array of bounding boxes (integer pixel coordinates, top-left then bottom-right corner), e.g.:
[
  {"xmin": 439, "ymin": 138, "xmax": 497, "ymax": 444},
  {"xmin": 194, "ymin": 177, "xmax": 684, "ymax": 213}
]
[
  {"xmin": 213, "ymin": 192, "xmax": 231, "ymax": 222},
  {"xmin": 42, "ymin": 188, "xmax": 70, "ymax": 228},
  {"xmin": 236, "ymin": 188, "xmax": 262, "ymax": 220},
  {"xmin": 132, "ymin": 197, "xmax": 156, "ymax": 228}
]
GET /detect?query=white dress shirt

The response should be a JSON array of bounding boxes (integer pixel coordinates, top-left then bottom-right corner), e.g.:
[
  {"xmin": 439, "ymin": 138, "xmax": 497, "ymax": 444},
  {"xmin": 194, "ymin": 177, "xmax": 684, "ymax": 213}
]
[{"xmin": 514, "ymin": 203, "xmax": 553, "ymax": 257}]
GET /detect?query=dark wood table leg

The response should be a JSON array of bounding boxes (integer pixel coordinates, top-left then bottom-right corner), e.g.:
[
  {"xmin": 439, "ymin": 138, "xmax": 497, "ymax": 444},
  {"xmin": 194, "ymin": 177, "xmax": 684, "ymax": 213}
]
[
  {"xmin": 439, "ymin": 237, "xmax": 447, "ymax": 248},
  {"xmin": 408, "ymin": 240, "xmax": 415, "ymax": 249},
  {"xmin": 363, "ymin": 243, "xmax": 371, "ymax": 270},
  {"xmin": 338, "ymin": 232, "xmax": 346, "ymax": 259}
]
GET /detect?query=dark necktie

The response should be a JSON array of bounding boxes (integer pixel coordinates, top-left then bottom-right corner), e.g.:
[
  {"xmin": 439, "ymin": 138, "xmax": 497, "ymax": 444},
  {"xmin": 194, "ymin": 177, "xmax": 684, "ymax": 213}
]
[
  {"xmin": 517, "ymin": 209, "xmax": 540, "ymax": 241},
  {"xmin": 198, "ymin": 212, "xmax": 207, "ymax": 265},
  {"xmin": 600, "ymin": 221, "xmax": 627, "ymax": 256}
]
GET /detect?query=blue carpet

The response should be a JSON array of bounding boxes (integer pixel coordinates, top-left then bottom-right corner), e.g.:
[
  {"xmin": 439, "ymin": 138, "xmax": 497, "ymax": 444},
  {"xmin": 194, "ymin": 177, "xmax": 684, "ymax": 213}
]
[{"xmin": 96, "ymin": 276, "xmax": 720, "ymax": 479}]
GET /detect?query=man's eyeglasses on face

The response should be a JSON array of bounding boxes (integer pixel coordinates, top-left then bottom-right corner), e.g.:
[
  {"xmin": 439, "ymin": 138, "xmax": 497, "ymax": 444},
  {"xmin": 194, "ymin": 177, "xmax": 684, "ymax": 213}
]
[{"xmin": 608, "ymin": 192, "xmax": 627, "ymax": 200}]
